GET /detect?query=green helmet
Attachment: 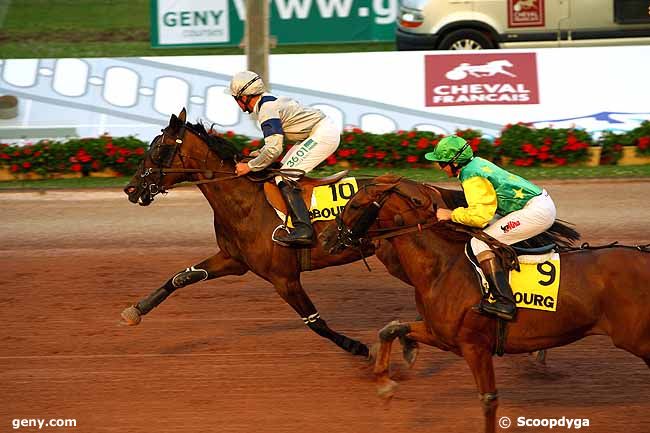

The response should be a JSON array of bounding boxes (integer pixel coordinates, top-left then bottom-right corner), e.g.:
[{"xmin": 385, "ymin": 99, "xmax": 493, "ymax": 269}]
[{"xmin": 425, "ymin": 135, "xmax": 474, "ymax": 166}]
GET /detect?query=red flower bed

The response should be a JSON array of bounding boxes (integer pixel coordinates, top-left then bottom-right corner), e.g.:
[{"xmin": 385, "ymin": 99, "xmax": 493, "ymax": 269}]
[
  {"xmin": 0, "ymin": 135, "xmax": 146, "ymax": 176},
  {"xmin": 499, "ymin": 123, "xmax": 592, "ymax": 166},
  {"xmin": 1, "ymin": 122, "xmax": 648, "ymax": 178}
]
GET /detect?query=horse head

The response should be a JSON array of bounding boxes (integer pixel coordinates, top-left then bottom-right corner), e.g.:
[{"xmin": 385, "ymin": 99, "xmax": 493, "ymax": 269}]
[
  {"xmin": 124, "ymin": 107, "xmax": 240, "ymax": 206},
  {"xmin": 321, "ymin": 176, "xmax": 436, "ymax": 254},
  {"xmin": 491, "ymin": 59, "xmax": 513, "ymax": 68}
]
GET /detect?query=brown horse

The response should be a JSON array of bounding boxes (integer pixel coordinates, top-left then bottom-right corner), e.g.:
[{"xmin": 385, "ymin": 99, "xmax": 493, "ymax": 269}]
[
  {"xmin": 122, "ymin": 108, "xmax": 435, "ymax": 358},
  {"xmin": 321, "ymin": 175, "xmax": 650, "ymax": 433}
]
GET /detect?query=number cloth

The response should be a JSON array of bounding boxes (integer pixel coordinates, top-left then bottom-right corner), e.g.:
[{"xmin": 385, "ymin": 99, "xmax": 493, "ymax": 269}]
[{"xmin": 509, "ymin": 254, "xmax": 561, "ymax": 312}]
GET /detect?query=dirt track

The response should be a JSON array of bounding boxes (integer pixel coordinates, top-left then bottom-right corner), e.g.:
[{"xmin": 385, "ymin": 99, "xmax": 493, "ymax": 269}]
[{"xmin": 1, "ymin": 180, "xmax": 649, "ymax": 433}]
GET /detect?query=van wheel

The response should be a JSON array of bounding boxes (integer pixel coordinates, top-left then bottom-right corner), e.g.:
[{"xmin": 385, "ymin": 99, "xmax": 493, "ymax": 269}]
[{"xmin": 438, "ymin": 29, "xmax": 495, "ymax": 50}]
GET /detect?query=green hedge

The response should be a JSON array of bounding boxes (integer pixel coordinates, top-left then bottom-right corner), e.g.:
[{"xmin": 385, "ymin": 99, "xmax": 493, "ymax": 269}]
[{"xmin": 2, "ymin": 121, "xmax": 649, "ymax": 176}]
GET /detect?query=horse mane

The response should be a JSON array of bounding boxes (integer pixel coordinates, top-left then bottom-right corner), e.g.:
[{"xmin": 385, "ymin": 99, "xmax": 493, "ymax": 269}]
[
  {"xmin": 186, "ymin": 121, "xmax": 243, "ymax": 161},
  {"xmin": 437, "ymin": 186, "xmax": 468, "ymax": 209}
]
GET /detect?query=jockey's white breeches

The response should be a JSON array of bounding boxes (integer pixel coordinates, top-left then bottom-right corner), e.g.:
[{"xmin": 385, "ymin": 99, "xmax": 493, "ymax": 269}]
[
  {"xmin": 470, "ymin": 189, "xmax": 557, "ymax": 256},
  {"xmin": 279, "ymin": 117, "xmax": 341, "ymax": 175}
]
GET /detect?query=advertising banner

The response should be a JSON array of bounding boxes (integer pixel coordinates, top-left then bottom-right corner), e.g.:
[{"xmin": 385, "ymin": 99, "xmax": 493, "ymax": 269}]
[
  {"xmin": 151, "ymin": 0, "xmax": 398, "ymax": 47},
  {"xmin": 1, "ymin": 47, "xmax": 649, "ymax": 142},
  {"xmin": 154, "ymin": 0, "xmax": 230, "ymax": 46},
  {"xmin": 424, "ymin": 52, "xmax": 539, "ymax": 107}
]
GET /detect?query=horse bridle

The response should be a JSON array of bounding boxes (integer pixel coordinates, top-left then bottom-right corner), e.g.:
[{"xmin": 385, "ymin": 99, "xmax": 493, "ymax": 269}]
[
  {"xmin": 333, "ymin": 183, "xmax": 436, "ymax": 250},
  {"xmin": 140, "ymin": 123, "xmax": 240, "ymax": 200}
]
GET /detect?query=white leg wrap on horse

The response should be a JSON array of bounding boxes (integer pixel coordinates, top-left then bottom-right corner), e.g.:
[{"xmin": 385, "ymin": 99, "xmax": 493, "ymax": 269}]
[
  {"xmin": 171, "ymin": 266, "xmax": 209, "ymax": 288},
  {"xmin": 301, "ymin": 312, "xmax": 321, "ymax": 324}
]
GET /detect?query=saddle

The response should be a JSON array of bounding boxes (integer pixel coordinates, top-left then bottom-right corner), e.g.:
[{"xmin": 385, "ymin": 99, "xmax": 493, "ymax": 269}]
[
  {"xmin": 263, "ymin": 170, "xmax": 350, "ymax": 217},
  {"xmin": 465, "ymin": 242, "xmax": 557, "ymax": 291}
]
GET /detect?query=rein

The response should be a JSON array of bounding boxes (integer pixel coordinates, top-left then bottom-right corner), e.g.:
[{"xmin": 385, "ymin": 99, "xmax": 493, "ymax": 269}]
[
  {"xmin": 141, "ymin": 166, "xmax": 240, "ymax": 190},
  {"xmin": 163, "ymin": 167, "xmax": 307, "ymax": 190},
  {"xmin": 366, "ymin": 220, "xmax": 519, "ymax": 270},
  {"xmin": 558, "ymin": 241, "xmax": 650, "ymax": 253},
  {"xmin": 367, "ymin": 221, "xmax": 438, "ymax": 241}
]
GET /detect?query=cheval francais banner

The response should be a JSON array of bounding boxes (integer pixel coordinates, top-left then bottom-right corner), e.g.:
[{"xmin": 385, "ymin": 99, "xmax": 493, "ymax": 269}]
[{"xmin": 424, "ymin": 52, "xmax": 540, "ymax": 107}]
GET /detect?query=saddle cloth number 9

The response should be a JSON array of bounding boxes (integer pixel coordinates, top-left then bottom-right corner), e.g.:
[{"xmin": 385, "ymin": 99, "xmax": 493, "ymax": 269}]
[{"xmin": 509, "ymin": 253, "xmax": 561, "ymax": 312}]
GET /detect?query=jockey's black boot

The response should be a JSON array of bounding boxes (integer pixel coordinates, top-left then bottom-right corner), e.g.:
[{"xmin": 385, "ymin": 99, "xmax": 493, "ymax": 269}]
[
  {"xmin": 477, "ymin": 252, "xmax": 517, "ymax": 321},
  {"xmin": 278, "ymin": 181, "xmax": 314, "ymax": 247}
]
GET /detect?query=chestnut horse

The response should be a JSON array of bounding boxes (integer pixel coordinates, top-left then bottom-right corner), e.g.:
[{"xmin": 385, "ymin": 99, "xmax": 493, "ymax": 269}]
[
  {"xmin": 321, "ymin": 175, "xmax": 650, "ymax": 433},
  {"xmin": 122, "ymin": 109, "xmax": 444, "ymax": 357}
]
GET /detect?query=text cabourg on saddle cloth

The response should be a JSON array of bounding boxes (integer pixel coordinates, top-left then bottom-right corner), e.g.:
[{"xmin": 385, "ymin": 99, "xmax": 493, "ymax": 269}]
[{"xmin": 425, "ymin": 52, "xmax": 540, "ymax": 107}]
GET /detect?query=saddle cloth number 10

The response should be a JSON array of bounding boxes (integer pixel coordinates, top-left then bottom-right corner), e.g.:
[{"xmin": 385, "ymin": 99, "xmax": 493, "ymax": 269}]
[{"xmin": 309, "ymin": 178, "xmax": 359, "ymax": 223}]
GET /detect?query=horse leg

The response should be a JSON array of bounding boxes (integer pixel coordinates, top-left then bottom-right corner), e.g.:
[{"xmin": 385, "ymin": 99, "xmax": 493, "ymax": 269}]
[
  {"xmin": 273, "ymin": 278, "xmax": 369, "ymax": 357},
  {"xmin": 399, "ymin": 334, "xmax": 420, "ymax": 368},
  {"xmin": 461, "ymin": 344, "xmax": 498, "ymax": 433},
  {"xmin": 121, "ymin": 251, "xmax": 248, "ymax": 325},
  {"xmin": 374, "ymin": 320, "xmax": 406, "ymax": 398},
  {"xmin": 374, "ymin": 320, "xmax": 433, "ymax": 398}
]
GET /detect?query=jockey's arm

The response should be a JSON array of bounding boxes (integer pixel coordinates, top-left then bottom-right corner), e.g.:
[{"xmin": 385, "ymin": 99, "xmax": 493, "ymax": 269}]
[
  {"xmin": 247, "ymin": 133, "xmax": 284, "ymax": 171},
  {"xmin": 247, "ymin": 116, "xmax": 284, "ymax": 172},
  {"xmin": 451, "ymin": 176, "xmax": 498, "ymax": 228}
]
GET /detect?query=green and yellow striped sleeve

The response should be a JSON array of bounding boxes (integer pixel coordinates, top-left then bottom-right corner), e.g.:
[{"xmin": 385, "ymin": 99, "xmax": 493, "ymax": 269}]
[{"xmin": 451, "ymin": 176, "xmax": 498, "ymax": 228}]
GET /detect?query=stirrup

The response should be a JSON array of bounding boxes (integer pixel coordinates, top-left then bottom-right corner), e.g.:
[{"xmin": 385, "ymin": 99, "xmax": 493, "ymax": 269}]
[
  {"xmin": 473, "ymin": 299, "xmax": 516, "ymax": 321},
  {"xmin": 272, "ymin": 224, "xmax": 292, "ymax": 247},
  {"xmin": 271, "ymin": 224, "xmax": 314, "ymax": 247}
]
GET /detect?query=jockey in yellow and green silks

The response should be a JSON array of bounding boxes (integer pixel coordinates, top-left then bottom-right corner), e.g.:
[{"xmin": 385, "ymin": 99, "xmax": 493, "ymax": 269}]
[{"xmin": 425, "ymin": 135, "xmax": 557, "ymax": 321}]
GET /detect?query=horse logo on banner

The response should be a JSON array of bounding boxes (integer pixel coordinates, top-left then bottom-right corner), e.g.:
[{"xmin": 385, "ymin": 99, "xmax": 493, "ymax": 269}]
[{"xmin": 445, "ymin": 60, "xmax": 517, "ymax": 81}]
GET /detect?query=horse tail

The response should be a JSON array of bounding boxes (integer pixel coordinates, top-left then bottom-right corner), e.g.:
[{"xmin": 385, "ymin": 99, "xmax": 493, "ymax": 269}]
[
  {"xmin": 546, "ymin": 219, "xmax": 581, "ymax": 247},
  {"xmin": 519, "ymin": 219, "xmax": 580, "ymax": 249}
]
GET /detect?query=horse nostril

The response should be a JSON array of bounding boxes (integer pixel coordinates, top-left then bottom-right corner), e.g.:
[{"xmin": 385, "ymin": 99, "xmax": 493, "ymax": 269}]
[{"xmin": 125, "ymin": 186, "xmax": 136, "ymax": 194}]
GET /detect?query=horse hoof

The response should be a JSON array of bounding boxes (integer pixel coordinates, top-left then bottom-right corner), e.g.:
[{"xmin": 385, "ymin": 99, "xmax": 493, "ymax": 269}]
[
  {"xmin": 377, "ymin": 379, "xmax": 398, "ymax": 400},
  {"xmin": 121, "ymin": 306, "xmax": 142, "ymax": 326},
  {"xmin": 402, "ymin": 344, "xmax": 419, "ymax": 369}
]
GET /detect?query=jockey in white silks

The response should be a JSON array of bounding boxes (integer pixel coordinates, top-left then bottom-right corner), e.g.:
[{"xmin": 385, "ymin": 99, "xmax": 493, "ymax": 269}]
[{"xmin": 226, "ymin": 71, "xmax": 341, "ymax": 247}]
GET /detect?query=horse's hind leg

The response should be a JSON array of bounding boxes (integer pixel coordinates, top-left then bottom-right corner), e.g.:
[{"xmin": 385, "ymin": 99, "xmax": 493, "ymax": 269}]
[
  {"xmin": 273, "ymin": 278, "xmax": 369, "ymax": 357},
  {"xmin": 121, "ymin": 251, "xmax": 248, "ymax": 325}
]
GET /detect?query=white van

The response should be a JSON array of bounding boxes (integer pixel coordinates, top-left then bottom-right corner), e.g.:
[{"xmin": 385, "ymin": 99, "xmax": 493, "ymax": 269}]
[{"xmin": 397, "ymin": 0, "xmax": 650, "ymax": 50}]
